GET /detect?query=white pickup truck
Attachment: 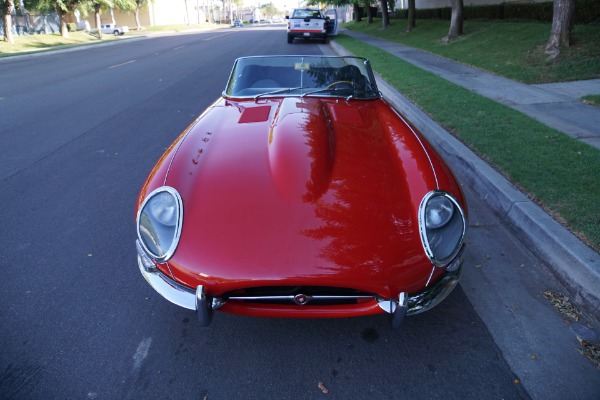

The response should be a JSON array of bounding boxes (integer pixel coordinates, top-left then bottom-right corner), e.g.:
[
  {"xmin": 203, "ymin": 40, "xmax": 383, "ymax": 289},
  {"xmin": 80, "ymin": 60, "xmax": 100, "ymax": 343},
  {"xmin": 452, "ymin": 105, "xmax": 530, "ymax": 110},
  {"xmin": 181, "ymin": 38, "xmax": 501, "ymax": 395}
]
[
  {"xmin": 286, "ymin": 8, "xmax": 338, "ymax": 44},
  {"xmin": 100, "ymin": 23, "xmax": 129, "ymax": 36}
]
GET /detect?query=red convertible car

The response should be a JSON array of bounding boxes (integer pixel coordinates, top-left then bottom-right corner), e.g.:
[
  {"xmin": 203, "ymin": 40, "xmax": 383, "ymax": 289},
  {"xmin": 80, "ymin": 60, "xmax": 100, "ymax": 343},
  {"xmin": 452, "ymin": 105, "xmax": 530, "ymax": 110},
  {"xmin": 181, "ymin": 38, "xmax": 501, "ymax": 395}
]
[{"xmin": 135, "ymin": 56, "xmax": 468, "ymax": 327}]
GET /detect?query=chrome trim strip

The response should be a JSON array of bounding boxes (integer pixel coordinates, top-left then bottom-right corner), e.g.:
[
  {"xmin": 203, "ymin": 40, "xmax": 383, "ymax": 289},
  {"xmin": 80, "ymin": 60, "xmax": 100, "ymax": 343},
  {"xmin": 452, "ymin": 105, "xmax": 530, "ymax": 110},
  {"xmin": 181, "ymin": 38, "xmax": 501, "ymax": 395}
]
[{"xmin": 228, "ymin": 295, "xmax": 373, "ymax": 301}]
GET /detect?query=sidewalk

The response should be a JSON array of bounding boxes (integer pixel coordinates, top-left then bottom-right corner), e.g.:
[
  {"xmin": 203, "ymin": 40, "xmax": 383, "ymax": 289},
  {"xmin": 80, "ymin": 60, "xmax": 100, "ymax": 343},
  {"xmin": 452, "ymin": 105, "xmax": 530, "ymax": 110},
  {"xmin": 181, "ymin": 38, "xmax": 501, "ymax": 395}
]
[
  {"xmin": 343, "ymin": 30, "xmax": 600, "ymax": 150},
  {"xmin": 329, "ymin": 32, "xmax": 600, "ymax": 318}
]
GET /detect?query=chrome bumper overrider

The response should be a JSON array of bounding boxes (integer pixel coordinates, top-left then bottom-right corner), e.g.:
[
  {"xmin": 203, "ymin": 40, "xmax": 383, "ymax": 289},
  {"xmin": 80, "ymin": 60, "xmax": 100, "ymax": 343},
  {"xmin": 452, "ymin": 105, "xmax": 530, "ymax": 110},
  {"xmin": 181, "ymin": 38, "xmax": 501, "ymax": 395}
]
[{"xmin": 136, "ymin": 240, "xmax": 465, "ymax": 327}]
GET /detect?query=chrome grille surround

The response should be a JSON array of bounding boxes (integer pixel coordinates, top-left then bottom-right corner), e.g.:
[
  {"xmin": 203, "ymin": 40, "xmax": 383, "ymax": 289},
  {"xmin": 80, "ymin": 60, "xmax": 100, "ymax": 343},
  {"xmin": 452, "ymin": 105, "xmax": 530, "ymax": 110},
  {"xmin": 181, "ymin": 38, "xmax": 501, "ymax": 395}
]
[{"xmin": 223, "ymin": 286, "xmax": 376, "ymax": 306}]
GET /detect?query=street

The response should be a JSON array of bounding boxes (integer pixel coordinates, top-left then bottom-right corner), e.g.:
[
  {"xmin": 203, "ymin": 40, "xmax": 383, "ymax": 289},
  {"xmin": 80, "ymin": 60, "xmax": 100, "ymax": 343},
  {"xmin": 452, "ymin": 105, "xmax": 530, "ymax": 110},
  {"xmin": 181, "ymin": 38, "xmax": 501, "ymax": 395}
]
[{"xmin": 0, "ymin": 26, "xmax": 597, "ymax": 399}]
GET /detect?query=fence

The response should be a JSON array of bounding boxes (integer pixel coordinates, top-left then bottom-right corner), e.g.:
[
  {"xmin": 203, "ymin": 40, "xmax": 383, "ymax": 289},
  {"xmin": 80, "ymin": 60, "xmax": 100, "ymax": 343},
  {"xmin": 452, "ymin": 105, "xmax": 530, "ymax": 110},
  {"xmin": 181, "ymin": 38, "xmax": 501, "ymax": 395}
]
[{"xmin": 0, "ymin": 11, "xmax": 60, "ymax": 37}]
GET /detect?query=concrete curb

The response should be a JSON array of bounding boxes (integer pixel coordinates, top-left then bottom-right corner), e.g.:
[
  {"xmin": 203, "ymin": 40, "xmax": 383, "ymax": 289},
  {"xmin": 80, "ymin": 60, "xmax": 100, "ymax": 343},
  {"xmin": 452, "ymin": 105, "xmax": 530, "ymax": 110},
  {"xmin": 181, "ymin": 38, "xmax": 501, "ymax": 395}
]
[{"xmin": 329, "ymin": 39, "xmax": 600, "ymax": 317}]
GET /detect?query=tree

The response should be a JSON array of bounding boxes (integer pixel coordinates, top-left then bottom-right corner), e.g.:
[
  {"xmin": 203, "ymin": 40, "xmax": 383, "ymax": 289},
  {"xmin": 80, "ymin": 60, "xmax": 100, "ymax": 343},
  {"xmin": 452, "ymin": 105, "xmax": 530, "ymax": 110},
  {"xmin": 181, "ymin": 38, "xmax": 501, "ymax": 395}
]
[
  {"xmin": 2, "ymin": 0, "xmax": 15, "ymax": 43},
  {"xmin": 350, "ymin": 1, "xmax": 361, "ymax": 22},
  {"xmin": 380, "ymin": 0, "xmax": 390, "ymax": 29},
  {"xmin": 18, "ymin": 0, "xmax": 29, "ymax": 33},
  {"xmin": 364, "ymin": 0, "xmax": 373, "ymax": 24},
  {"xmin": 445, "ymin": 0, "xmax": 463, "ymax": 41},
  {"xmin": 183, "ymin": 0, "xmax": 190, "ymax": 25},
  {"xmin": 545, "ymin": 0, "xmax": 575, "ymax": 59},
  {"xmin": 133, "ymin": 0, "xmax": 150, "ymax": 30},
  {"xmin": 30, "ymin": 1, "xmax": 86, "ymax": 38},
  {"xmin": 80, "ymin": 0, "xmax": 133, "ymax": 38},
  {"xmin": 92, "ymin": 1, "xmax": 107, "ymax": 38},
  {"xmin": 260, "ymin": 2, "xmax": 277, "ymax": 19},
  {"xmin": 406, "ymin": 0, "xmax": 415, "ymax": 32}
]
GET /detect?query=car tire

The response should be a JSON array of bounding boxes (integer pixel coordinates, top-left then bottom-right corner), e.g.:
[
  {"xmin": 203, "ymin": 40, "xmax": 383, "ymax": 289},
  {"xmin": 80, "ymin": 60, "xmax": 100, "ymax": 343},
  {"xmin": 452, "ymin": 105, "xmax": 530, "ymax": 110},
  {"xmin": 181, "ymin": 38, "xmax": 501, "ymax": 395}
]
[
  {"xmin": 113, "ymin": 30, "xmax": 119, "ymax": 36},
  {"xmin": 287, "ymin": 35, "xmax": 293, "ymax": 44}
]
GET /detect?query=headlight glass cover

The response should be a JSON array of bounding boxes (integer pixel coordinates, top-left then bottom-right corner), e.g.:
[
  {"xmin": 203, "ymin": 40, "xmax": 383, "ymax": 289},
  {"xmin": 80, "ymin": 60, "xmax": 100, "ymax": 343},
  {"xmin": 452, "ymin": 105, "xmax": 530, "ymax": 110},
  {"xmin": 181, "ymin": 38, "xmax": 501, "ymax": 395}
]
[
  {"xmin": 137, "ymin": 186, "xmax": 183, "ymax": 262},
  {"xmin": 419, "ymin": 191, "xmax": 466, "ymax": 267}
]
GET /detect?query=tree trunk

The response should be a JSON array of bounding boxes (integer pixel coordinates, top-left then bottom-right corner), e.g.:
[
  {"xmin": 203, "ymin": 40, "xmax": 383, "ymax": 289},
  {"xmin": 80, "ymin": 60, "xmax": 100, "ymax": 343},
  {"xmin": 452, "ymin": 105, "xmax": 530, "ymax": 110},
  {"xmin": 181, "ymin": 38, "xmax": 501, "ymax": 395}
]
[
  {"xmin": 446, "ymin": 0, "xmax": 463, "ymax": 41},
  {"xmin": 545, "ymin": 0, "xmax": 575, "ymax": 59},
  {"xmin": 352, "ymin": 3, "xmax": 362, "ymax": 22},
  {"xmin": 407, "ymin": 0, "xmax": 415, "ymax": 32},
  {"xmin": 56, "ymin": 4, "xmax": 68, "ymax": 38},
  {"xmin": 184, "ymin": 0, "xmax": 191, "ymax": 26},
  {"xmin": 135, "ymin": 4, "xmax": 142, "ymax": 30},
  {"xmin": 380, "ymin": 0, "xmax": 390, "ymax": 28},
  {"xmin": 18, "ymin": 0, "xmax": 28, "ymax": 33},
  {"xmin": 367, "ymin": 6, "xmax": 373, "ymax": 24},
  {"xmin": 95, "ymin": 5, "xmax": 103, "ymax": 39},
  {"xmin": 2, "ymin": 0, "xmax": 15, "ymax": 44}
]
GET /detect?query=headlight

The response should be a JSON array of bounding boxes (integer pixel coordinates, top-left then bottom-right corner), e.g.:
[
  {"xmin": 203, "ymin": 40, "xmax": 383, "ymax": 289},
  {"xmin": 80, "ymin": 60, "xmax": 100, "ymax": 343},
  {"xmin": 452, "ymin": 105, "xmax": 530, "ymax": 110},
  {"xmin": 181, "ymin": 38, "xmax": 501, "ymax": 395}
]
[
  {"xmin": 419, "ymin": 191, "xmax": 466, "ymax": 267},
  {"xmin": 137, "ymin": 186, "xmax": 183, "ymax": 263},
  {"xmin": 425, "ymin": 196, "xmax": 454, "ymax": 229}
]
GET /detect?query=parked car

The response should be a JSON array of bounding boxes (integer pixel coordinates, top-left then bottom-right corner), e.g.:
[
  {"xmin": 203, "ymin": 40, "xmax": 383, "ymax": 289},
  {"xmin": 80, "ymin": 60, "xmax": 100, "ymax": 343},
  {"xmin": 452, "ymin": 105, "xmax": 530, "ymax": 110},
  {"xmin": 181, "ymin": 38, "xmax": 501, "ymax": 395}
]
[
  {"xmin": 286, "ymin": 8, "xmax": 338, "ymax": 43},
  {"xmin": 100, "ymin": 23, "xmax": 128, "ymax": 36},
  {"xmin": 233, "ymin": 19, "xmax": 243, "ymax": 27},
  {"xmin": 135, "ymin": 55, "xmax": 468, "ymax": 327}
]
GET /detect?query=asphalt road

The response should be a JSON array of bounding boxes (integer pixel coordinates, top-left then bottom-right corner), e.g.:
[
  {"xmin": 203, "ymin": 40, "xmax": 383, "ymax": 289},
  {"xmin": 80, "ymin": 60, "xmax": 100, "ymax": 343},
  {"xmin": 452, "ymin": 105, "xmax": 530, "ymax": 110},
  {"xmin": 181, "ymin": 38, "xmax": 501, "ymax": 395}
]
[{"xmin": 0, "ymin": 26, "xmax": 597, "ymax": 399}]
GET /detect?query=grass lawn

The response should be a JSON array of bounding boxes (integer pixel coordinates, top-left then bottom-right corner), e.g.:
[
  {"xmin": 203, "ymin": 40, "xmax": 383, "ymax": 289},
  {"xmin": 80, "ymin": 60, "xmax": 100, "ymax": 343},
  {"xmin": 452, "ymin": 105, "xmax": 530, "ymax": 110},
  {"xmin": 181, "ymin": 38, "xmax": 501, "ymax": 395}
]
[
  {"xmin": 0, "ymin": 24, "xmax": 220, "ymax": 56},
  {"xmin": 582, "ymin": 95, "xmax": 600, "ymax": 107},
  {"xmin": 0, "ymin": 31, "xmax": 117, "ymax": 56},
  {"xmin": 343, "ymin": 19, "xmax": 600, "ymax": 84},
  {"xmin": 334, "ymin": 34, "xmax": 600, "ymax": 251}
]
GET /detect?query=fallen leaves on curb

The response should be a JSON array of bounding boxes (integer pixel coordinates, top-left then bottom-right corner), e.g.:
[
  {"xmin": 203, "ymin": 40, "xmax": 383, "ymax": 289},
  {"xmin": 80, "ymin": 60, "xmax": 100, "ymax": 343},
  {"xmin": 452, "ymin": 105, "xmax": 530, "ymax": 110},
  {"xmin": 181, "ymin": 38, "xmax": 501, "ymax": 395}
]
[
  {"xmin": 543, "ymin": 290, "xmax": 582, "ymax": 321},
  {"xmin": 544, "ymin": 290, "xmax": 600, "ymax": 368},
  {"xmin": 317, "ymin": 382, "xmax": 329, "ymax": 394},
  {"xmin": 578, "ymin": 338, "xmax": 600, "ymax": 369}
]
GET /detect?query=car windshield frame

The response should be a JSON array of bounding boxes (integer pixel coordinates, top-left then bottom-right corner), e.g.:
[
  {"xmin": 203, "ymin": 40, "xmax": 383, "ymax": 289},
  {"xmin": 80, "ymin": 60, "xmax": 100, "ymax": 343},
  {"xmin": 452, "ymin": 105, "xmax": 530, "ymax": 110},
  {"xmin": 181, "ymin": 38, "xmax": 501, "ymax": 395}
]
[{"xmin": 223, "ymin": 56, "xmax": 381, "ymax": 100}]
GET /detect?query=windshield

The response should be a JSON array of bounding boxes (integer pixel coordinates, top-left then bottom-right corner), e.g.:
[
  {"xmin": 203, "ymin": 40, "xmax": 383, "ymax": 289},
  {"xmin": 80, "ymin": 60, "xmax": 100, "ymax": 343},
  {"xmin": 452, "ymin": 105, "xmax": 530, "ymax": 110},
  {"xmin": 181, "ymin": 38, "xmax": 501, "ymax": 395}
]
[
  {"xmin": 224, "ymin": 56, "xmax": 381, "ymax": 100},
  {"xmin": 292, "ymin": 9, "xmax": 322, "ymax": 19}
]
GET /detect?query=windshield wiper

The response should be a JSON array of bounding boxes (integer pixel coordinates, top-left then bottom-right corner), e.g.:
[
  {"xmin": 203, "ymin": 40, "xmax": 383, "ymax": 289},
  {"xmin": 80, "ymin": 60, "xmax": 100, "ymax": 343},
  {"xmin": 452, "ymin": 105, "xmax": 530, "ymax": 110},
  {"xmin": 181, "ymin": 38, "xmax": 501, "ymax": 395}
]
[
  {"xmin": 254, "ymin": 86, "xmax": 309, "ymax": 100},
  {"xmin": 300, "ymin": 87, "xmax": 355, "ymax": 99}
]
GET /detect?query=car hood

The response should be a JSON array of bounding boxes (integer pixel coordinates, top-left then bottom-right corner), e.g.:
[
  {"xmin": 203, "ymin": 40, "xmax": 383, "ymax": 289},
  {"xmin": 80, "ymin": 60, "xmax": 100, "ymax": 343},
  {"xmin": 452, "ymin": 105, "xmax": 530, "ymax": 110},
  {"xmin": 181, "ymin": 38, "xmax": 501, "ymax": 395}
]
[{"xmin": 162, "ymin": 97, "xmax": 445, "ymax": 296}]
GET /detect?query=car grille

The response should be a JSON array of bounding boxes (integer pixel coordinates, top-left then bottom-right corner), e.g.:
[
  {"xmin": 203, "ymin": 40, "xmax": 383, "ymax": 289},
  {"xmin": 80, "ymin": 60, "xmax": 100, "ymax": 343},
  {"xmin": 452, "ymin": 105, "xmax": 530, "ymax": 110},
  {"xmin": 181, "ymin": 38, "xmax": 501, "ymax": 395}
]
[{"xmin": 223, "ymin": 286, "xmax": 375, "ymax": 306}]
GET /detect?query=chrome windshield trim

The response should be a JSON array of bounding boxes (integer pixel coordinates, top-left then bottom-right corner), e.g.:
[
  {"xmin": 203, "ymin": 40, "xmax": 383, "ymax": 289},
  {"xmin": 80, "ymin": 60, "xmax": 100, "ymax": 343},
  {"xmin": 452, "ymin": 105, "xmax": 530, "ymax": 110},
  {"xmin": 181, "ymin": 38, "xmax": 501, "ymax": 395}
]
[{"xmin": 224, "ymin": 55, "xmax": 381, "ymax": 100}]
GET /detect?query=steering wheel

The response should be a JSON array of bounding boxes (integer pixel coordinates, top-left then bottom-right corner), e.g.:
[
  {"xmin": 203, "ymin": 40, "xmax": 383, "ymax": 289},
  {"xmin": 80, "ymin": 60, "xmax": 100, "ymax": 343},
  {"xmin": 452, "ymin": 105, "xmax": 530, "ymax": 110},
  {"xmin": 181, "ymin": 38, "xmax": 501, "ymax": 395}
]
[{"xmin": 326, "ymin": 80, "xmax": 362, "ymax": 90}]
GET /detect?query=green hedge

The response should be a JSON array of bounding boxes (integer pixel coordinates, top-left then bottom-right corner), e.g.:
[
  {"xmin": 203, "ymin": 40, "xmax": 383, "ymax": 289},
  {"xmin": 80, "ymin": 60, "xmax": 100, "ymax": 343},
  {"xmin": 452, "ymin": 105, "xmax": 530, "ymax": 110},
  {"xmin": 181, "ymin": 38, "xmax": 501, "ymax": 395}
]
[{"xmin": 391, "ymin": 0, "xmax": 599, "ymax": 24}]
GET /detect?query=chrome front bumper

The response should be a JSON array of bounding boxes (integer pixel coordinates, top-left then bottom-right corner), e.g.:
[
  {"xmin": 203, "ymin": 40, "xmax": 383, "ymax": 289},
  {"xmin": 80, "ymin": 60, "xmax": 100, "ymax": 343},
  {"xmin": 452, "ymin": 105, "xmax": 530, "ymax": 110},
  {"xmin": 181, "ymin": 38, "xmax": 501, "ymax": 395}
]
[
  {"xmin": 136, "ymin": 240, "xmax": 464, "ymax": 327},
  {"xmin": 137, "ymin": 240, "xmax": 196, "ymax": 310}
]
